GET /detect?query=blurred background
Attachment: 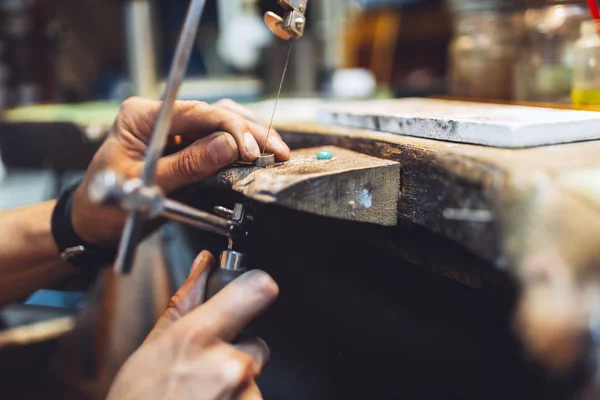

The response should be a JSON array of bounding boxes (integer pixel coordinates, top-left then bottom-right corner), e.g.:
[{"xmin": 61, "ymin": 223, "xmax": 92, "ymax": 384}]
[
  {"xmin": 0, "ymin": 0, "xmax": 599, "ymax": 209},
  {"xmin": 1, "ymin": 0, "xmax": 598, "ymax": 107}
]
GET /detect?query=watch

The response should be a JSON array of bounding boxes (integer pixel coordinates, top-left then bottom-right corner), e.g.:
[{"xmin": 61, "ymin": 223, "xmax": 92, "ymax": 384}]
[{"xmin": 51, "ymin": 179, "xmax": 117, "ymax": 269}]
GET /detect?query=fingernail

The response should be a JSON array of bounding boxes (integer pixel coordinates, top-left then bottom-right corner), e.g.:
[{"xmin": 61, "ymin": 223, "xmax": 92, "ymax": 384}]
[
  {"xmin": 244, "ymin": 132, "xmax": 261, "ymax": 158},
  {"xmin": 207, "ymin": 135, "xmax": 237, "ymax": 166},
  {"xmin": 255, "ymin": 337, "xmax": 271, "ymax": 364},
  {"xmin": 269, "ymin": 135, "xmax": 287, "ymax": 152}
]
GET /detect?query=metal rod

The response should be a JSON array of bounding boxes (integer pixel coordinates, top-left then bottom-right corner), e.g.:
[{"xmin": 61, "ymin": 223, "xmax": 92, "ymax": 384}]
[
  {"xmin": 141, "ymin": 0, "xmax": 206, "ymax": 186},
  {"xmin": 162, "ymin": 199, "xmax": 232, "ymax": 237},
  {"xmin": 115, "ymin": 210, "xmax": 146, "ymax": 274},
  {"xmin": 115, "ymin": 0, "xmax": 207, "ymax": 275}
]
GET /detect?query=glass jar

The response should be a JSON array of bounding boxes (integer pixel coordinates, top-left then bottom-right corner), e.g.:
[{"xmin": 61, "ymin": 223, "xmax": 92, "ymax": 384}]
[
  {"xmin": 514, "ymin": 0, "xmax": 591, "ymax": 103},
  {"xmin": 571, "ymin": 20, "xmax": 600, "ymax": 105},
  {"xmin": 448, "ymin": 10, "xmax": 524, "ymax": 100}
]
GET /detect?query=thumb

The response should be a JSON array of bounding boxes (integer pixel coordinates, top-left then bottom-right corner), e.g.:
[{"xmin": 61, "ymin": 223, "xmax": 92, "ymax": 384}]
[
  {"xmin": 156, "ymin": 132, "xmax": 240, "ymax": 193},
  {"xmin": 144, "ymin": 251, "xmax": 215, "ymax": 343}
]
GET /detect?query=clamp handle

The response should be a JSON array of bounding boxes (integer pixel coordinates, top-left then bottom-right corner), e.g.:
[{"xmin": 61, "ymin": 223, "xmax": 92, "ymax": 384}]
[{"xmin": 264, "ymin": 0, "xmax": 308, "ymax": 40}]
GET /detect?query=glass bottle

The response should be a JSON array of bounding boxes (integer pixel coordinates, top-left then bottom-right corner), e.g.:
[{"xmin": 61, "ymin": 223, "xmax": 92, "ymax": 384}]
[
  {"xmin": 571, "ymin": 20, "xmax": 600, "ymax": 105},
  {"xmin": 448, "ymin": 8, "xmax": 523, "ymax": 100},
  {"xmin": 514, "ymin": 0, "xmax": 590, "ymax": 103}
]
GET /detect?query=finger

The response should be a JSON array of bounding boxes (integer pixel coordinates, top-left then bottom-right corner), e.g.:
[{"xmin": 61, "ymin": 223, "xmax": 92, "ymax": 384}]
[
  {"xmin": 155, "ymin": 132, "xmax": 239, "ymax": 192},
  {"xmin": 247, "ymin": 121, "xmax": 290, "ymax": 161},
  {"xmin": 119, "ymin": 98, "xmax": 259, "ymax": 161},
  {"xmin": 174, "ymin": 103, "xmax": 290, "ymax": 162},
  {"xmin": 209, "ymin": 344, "xmax": 260, "ymax": 399},
  {"xmin": 118, "ymin": 97, "xmax": 290, "ymax": 162},
  {"xmin": 211, "ymin": 99, "xmax": 288, "ymax": 159},
  {"xmin": 186, "ymin": 270, "xmax": 279, "ymax": 342},
  {"xmin": 144, "ymin": 251, "xmax": 215, "ymax": 343},
  {"xmin": 234, "ymin": 337, "xmax": 270, "ymax": 371},
  {"xmin": 213, "ymin": 98, "xmax": 269, "ymax": 127},
  {"xmin": 235, "ymin": 381, "xmax": 263, "ymax": 400}
]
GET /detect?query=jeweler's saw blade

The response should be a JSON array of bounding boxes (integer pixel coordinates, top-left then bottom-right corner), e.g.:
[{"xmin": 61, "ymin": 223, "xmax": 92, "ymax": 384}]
[{"xmin": 262, "ymin": 41, "xmax": 294, "ymax": 155}]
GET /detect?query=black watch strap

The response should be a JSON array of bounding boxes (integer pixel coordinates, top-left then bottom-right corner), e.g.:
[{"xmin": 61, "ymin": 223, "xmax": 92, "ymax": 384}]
[{"xmin": 51, "ymin": 179, "xmax": 117, "ymax": 269}]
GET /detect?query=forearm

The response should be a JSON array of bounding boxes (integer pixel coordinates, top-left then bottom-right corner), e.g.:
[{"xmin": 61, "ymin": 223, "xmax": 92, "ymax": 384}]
[{"xmin": 0, "ymin": 201, "xmax": 77, "ymax": 306}]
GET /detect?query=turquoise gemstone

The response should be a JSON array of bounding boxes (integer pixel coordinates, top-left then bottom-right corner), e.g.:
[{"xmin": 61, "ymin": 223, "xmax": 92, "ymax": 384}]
[{"xmin": 317, "ymin": 150, "xmax": 333, "ymax": 160}]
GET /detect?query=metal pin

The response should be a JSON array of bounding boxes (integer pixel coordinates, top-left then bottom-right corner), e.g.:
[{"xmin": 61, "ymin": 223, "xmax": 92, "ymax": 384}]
[{"xmin": 213, "ymin": 206, "xmax": 234, "ymax": 219}]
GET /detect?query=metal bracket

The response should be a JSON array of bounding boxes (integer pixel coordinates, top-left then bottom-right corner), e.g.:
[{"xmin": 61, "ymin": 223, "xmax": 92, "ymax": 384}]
[
  {"xmin": 264, "ymin": 0, "xmax": 308, "ymax": 40},
  {"xmin": 89, "ymin": 171, "xmax": 250, "ymax": 261}
]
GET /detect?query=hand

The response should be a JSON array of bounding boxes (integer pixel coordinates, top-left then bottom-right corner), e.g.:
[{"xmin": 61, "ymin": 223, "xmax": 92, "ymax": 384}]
[
  {"xmin": 107, "ymin": 251, "xmax": 279, "ymax": 400},
  {"xmin": 71, "ymin": 97, "xmax": 290, "ymax": 247}
]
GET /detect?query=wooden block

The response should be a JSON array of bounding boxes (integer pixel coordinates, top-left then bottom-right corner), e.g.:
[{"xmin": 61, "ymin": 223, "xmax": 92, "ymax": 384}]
[
  {"xmin": 270, "ymin": 121, "xmax": 600, "ymax": 376},
  {"xmin": 318, "ymin": 98, "xmax": 600, "ymax": 148},
  {"xmin": 218, "ymin": 146, "xmax": 401, "ymax": 226}
]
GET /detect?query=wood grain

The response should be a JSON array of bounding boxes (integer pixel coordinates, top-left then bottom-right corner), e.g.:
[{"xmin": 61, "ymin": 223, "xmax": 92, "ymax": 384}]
[
  {"xmin": 219, "ymin": 146, "xmax": 401, "ymax": 226},
  {"xmin": 273, "ymin": 120, "xmax": 600, "ymax": 376}
]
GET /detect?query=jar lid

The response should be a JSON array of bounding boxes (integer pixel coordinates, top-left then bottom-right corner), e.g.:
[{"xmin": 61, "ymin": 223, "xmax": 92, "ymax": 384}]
[{"xmin": 446, "ymin": 0, "xmax": 524, "ymax": 13}]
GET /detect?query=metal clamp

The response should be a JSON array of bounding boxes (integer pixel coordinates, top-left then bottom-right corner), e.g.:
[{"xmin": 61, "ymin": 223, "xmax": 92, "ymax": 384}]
[
  {"xmin": 89, "ymin": 170, "xmax": 250, "ymax": 245},
  {"xmin": 264, "ymin": 0, "xmax": 308, "ymax": 40}
]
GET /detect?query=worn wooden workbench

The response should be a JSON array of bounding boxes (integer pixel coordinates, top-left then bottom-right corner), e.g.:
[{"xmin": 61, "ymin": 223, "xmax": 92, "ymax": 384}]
[
  {"xmin": 1, "ymin": 101, "xmax": 599, "ymax": 399},
  {"xmin": 270, "ymin": 120, "xmax": 600, "ymax": 379}
]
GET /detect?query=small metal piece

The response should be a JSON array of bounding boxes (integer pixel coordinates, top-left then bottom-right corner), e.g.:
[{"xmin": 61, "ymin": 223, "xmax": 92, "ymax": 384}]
[
  {"xmin": 162, "ymin": 200, "xmax": 232, "ymax": 237},
  {"xmin": 264, "ymin": 0, "xmax": 308, "ymax": 40},
  {"xmin": 232, "ymin": 203, "xmax": 246, "ymax": 222},
  {"xmin": 219, "ymin": 250, "xmax": 247, "ymax": 271},
  {"xmin": 213, "ymin": 206, "xmax": 234, "ymax": 219},
  {"xmin": 256, "ymin": 154, "xmax": 275, "ymax": 168}
]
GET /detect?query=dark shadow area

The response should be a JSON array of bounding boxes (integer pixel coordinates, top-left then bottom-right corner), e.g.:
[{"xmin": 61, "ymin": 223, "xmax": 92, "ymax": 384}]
[{"xmin": 175, "ymin": 183, "xmax": 589, "ymax": 400}]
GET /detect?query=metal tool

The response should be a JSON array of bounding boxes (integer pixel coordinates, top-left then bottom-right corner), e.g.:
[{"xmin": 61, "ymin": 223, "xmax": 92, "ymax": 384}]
[
  {"xmin": 90, "ymin": 170, "xmax": 253, "ymax": 298},
  {"xmin": 114, "ymin": 0, "xmax": 208, "ymax": 276},
  {"xmin": 87, "ymin": 0, "xmax": 308, "ymax": 300},
  {"xmin": 89, "ymin": 171, "xmax": 247, "ymax": 239},
  {"xmin": 264, "ymin": 0, "xmax": 308, "ymax": 41},
  {"xmin": 262, "ymin": 0, "xmax": 308, "ymax": 154}
]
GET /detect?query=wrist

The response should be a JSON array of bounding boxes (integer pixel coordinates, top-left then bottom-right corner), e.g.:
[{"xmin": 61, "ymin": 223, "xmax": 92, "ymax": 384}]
[
  {"xmin": 71, "ymin": 183, "xmax": 100, "ymax": 245},
  {"xmin": 51, "ymin": 179, "xmax": 117, "ymax": 269}
]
